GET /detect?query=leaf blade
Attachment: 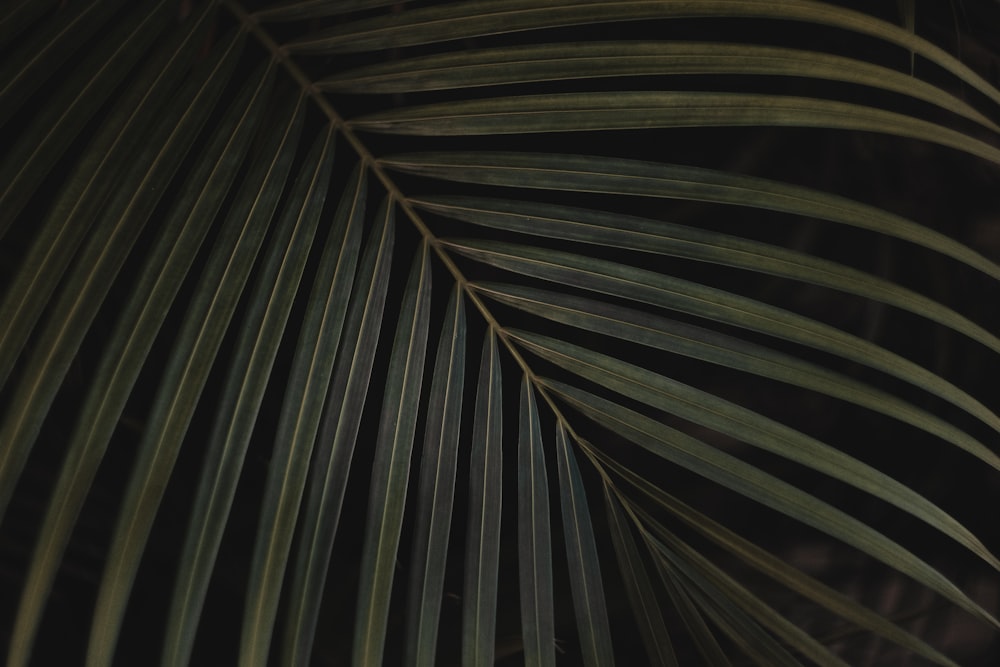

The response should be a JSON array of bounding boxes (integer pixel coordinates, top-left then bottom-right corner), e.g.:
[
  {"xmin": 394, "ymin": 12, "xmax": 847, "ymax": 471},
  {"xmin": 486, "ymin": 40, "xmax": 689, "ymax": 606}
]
[
  {"xmin": 544, "ymin": 380, "xmax": 999, "ymax": 630},
  {"xmin": 405, "ymin": 286, "xmax": 467, "ymax": 665},
  {"xmin": 517, "ymin": 378, "xmax": 556, "ymax": 667},
  {"xmin": 418, "ymin": 195, "xmax": 1000, "ymax": 357},
  {"xmin": 353, "ymin": 242, "xmax": 433, "ymax": 666},
  {"xmin": 473, "ymin": 283, "xmax": 1000, "ymax": 473},
  {"xmin": 265, "ymin": 196, "xmax": 395, "ymax": 667},
  {"xmin": 161, "ymin": 120, "xmax": 361, "ymax": 667},
  {"xmin": 447, "ymin": 240, "xmax": 1000, "ymax": 437},
  {"xmin": 85, "ymin": 89, "xmax": 331, "ymax": 667},
  {"xmin": 353, "ymin": 92, "xmax": 1000, "ymax": 165},
  {"xmin": 325, "ymin": 41, "xmax": 997, "ymax": 132},
  {"xmin": 286, "ymin": 0, "xmax": 1000, "ymax": 113},
  {"xmin": 383, "ymin": 152, "xmax": 1000, "ymax": 282},
  {"xmin": 511, "ymin": 329, "xmax": 999, "ymax": 571},
  {"xmin": 7, "ymin": 55, "xmax": 282, "ymax": 667},
  {"xmin": 603, "ymin": 485, "xmax": 678, "ymax": 667},
  {"xmin": 463, "ymin": 330, "xmax": 504, "ymax": 667},
  {"xmin": 555, "ymin": 424, "xmax": 615, "ymax": 667}
]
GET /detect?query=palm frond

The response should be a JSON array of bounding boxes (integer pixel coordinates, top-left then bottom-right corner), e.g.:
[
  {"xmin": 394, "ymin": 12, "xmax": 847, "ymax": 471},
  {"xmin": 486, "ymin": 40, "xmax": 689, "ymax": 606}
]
[{"xmin": 2, "ymin": 1, "xmax": 999, "ymax": 664}]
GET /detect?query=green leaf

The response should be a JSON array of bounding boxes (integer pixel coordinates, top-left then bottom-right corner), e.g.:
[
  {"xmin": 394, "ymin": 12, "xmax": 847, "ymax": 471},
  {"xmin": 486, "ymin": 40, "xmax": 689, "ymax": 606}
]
[
  {"xmin": 517, "ymin": 377, "xmax": 556, "ymax": 667},
  {"xmin": 511, "ymin": 329, "xmax": 999, "ymax": 570},
  {"xmin": 7, "ymin": 56, "xmax": 281, "ymax": 667},
  {"xmin": 85, "ymin": 95, "xmax": 328, "ymax": 667},
  {"xmin": 0, "ymin": 0, "xmax": 175, "ymax": 235},
  {"xmin": 161, "ymin": 112, "xmax": 354, "ymax": 667},
  {"xmin": 474, "ymin": 284, "xmax": 1000, "ymax": 472},
  {"xmin": 603, "ymin": 485, "xmax": 678, "ymax": 667},
  {"xmin": 405, "ymin": 285, "xmax": 467, "ymax": 666},
  {"xmin": 354, "ymin": 92, "xmax": 1000, "ymax": 165},
  {"xmin": 543, "ymin": 380, "xmax": 999, "ymax": 630},
  {"xmin": 284, "ymin": 0, "xmax": 1000, "ymax": 112},
  {"xmin": 353, "ymin": 242, "xmax": 432, "ymax": 666},
  {"xmin": 0, "ymin": 27, "xmax": 245, "ymax": 523},
  {"xmin": 591, "ymin": 448, "xmax": 959, "ymax": 666},
  {"xmin": 463, "ymin": 330, "xmax": 504, "ymax": 667},
  {"xmin": 0, "ymin": 0, "xmax": 128, "ymax": 127},
  {"xmin": 382, "ymin": 152, "xmax": 1000, "ymax": 282},
  {"xmin": 4, "ymin": 2, "xmax": 999, "ymax": 664},
  {"xmin": 447, "ymin": 240, "xmax": 1000, "ymax": 436},
  {"xmin": 266, "ymin": 196, "xmax": 394, "ymax": 667},
  {"xmin": 418, "ymin": 195, "xmax": 1000, "ymax": 356},
  {"xmin": 324, "ymin": 41, "xmax": 998, "ymax": 132},
  {"xmin": 555, "ymin": 424, "xmax": 615, "ymax": 667}
]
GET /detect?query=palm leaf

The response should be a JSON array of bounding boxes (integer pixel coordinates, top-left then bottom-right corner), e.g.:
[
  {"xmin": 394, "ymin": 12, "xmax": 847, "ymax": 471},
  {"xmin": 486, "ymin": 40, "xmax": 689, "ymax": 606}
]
[
  {"xmin": 383, "ymin": 152, "xmax": 1000, "ymax": 281},
  {"xmin": 462, "ymin": 330, "xmax": 504, "ymax": 667},
  {"xmin": 542, "ymin": 379, "xmax": 997, "ymax": 628},
  {"xmin": 603, "ymin": 482, "xmax": 679, "ymax": 667},
  {"xmin": 517, "ymin": 378, "xmax": 556, "ymax": 667},
  {"xmin": 264, "ymin": 196, "xmax": 394, "ymax": 667},
  {"xmin": 447, "ymin": 239, "xmax": 1000, "ymax": 433},
  {"xmin": 161, "ymin": 108, "xmax": 344, "ymax": 667},
  {"xmin": 591, "ymin": 446, "xmax": 960, "ymax": 665},
  {"xmin": 555, "ymin": 424, "xmax": 616, "ymax": 667},
  {"xmin": 353, "ymin": 242, "xmax": 432, "ymax": 665},
  {"xmin": 320, "ymin": 42, "xmax": 998, "ymax": 134},
  {"xmin": 404, "ymin": 285, "xmax": 466, "ymax": 665},
  {"xmin": 2, "ymin": 1, "xmax": 998, "ymax": 664}
]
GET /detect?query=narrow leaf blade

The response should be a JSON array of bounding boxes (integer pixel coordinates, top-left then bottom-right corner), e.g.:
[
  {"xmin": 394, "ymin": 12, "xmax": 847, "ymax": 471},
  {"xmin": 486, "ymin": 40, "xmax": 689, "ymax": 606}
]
[
  {"xmin": 463, "ymin": 330, "xmax": 504, "ymax": 667},
  {"xmin": 555, "ymin": 424, "xmax": 615, "ymax": 667},
  {"xmin": 353, "ymin": 242, "xmax": 433, "ymax": 666},
  {"xmin": 603, "ymin": 485, "xmax": 678, "ymax": 667},
  {"xmin": 517, "ymin": 377, "xmax": 555, "ymax": 667},
  {"xmin": 268, "ymin": 197, "xmax": 394, "ymax": 667},
  {"xmin": 405, "ymin": 285, "xmax": 467, "ymax": 665}
]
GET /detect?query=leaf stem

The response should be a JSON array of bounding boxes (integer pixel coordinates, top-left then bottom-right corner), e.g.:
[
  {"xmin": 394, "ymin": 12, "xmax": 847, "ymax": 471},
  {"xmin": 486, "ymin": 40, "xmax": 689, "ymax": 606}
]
[{"xmin": 220, "ymin": 0, "xmax": 586, "ymax": 453}]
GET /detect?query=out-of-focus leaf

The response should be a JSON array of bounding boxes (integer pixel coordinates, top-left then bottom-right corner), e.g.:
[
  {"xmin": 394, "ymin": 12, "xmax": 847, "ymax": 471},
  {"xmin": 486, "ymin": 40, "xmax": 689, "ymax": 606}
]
[
  {"xmin": 255, "ymin": 0, "xmax": 416, "ymax": 22},
  {"xmin": 638, "ymin": 506, "xmax": 849, "ymax": 666},
  {"xmin": 0, "ymin": 1, "xmax": 218, "ymax": 389},
  {"xmin": 7, "ymin": 56, "xmax": 281, "ymax": 667},
  {"xmin": 0, "ymin": 0, "xmax": 129, "ymax": 126},
  {"xmin": 0, "ymin": 0, "xmax": 175, "ymax": 235},
  {"xmin": 0, "ymin": 28, "xmax": 245, "ymax": 523}
]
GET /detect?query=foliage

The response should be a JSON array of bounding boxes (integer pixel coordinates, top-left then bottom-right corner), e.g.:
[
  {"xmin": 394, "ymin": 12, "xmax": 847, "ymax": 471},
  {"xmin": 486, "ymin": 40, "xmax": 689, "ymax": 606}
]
[{"xmin": 1, "ymin": 0, "xmax": 999, "ymax": 664}]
